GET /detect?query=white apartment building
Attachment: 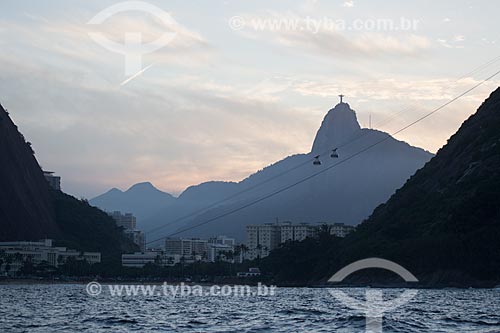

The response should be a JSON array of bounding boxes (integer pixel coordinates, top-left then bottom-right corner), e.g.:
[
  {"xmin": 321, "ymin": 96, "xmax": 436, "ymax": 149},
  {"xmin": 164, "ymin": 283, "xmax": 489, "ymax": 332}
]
[
  {"xmin": 330, "ymin": 223, "xmax": 356, "ymax": 237},
  {"xmin": 280, "ymin": 222, "xmax": 318, "ymax": 243},
  {"xmin": 0, "ymin": 239, "xmax": 101, "ymax": 274},
  {"xmin": 191, "ymin": 239, "xmax": 208, "ymax": 258},
  {"xmin": 245, "ymin": 223, "xmax": 281, "ymax": 260},
  {"xmin": 108, "ymin": 211, "xmax": 147, "ymax": 251},
  {"xmin": 109, "ymin": 211, "xmax": 137, "ymax": 230},
  {"xmin": 208, "ymin": 235, "xmax": 236, "ymax": 247},
  {"xmin": 246, "ymin": 222, "xmax": 356, "ymax": 260},
  {"xmin": 207, "ymin": 243, "xmax": 235, "ymax": 263},
  {"xmin": 165, "ymin": 238, "xmax": 208, "ymax": 258}
]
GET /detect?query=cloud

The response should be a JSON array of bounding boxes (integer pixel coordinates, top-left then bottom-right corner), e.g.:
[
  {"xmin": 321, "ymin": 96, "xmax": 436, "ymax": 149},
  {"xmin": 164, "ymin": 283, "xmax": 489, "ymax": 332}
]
[
  {"xmin": 437, "ymin": 37, "xmax": 465, "ymax": 49},
  {"xmin": 234, "ymin": 12, "xmax": 431, "ymax": 59},
  {"xmin": 276, "ymin": 30, "xmax": 430, "ymax": 58},
  {"xmin": 342, "ymin": 1, "xmax": 355, "ymax": 8},
  {"xmin": 0, "ymin": 10, "xmax": 212, "ymax": 84},
  {"xmin": 290, "ymin": 76, "xmax": 500, "ymax": 102},
  {"xmin": 0, "ymin": 53, "xmax": 318, "ymax": 197}
]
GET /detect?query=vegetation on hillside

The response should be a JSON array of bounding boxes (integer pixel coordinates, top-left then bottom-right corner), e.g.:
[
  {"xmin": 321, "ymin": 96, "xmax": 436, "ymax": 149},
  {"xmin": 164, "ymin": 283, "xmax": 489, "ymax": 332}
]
[{"xmin": 51, "ymin": 190, "xmax": 138, "ymax": 263}]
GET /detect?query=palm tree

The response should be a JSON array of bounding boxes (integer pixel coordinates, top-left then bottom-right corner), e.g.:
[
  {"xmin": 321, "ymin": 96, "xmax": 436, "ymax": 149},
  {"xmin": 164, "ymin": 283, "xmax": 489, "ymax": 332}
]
[{"xmin": 240, "ymin": 244, "xmax": 249, "ymax": 262}]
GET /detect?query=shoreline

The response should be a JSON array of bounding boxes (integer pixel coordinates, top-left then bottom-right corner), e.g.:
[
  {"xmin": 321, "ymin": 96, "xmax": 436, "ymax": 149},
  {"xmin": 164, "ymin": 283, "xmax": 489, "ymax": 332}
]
[{"xmin": 1, "ymin": 278, "xmax": 499, "ymax": 290}]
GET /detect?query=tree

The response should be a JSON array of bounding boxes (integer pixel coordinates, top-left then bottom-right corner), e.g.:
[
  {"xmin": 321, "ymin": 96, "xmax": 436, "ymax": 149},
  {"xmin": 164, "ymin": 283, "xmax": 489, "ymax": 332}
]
[
  {"xmin": 13, "ymin": 252, "xmax": 23, "ymax": 264},
  {"xmin": 4, "ymin": 256, "xmax": 13, "ymax": 276}
]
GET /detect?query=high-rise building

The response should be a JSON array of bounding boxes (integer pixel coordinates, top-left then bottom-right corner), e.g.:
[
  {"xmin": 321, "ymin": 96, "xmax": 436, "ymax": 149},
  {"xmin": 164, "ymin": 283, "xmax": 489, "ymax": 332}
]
[
  {"xmin": 330, "ymin": 223, "xmax": 356, "ymax": 238},
  {"xmin": 124, "ymin": 230, "xmax": 146, "ymax": 252},
  {"xmin": 207, "ymin": 243, "xmax": 234, "ymax": 263},
  {"xmin": 293, "ymin": 223, "xmax": 318, "ymax": 241},
  {"xmin": 191, "ymin": 239, "xmax": 208, "ymax": 258},
  {"xmin": 208, "ymin": 235, "xmax": 236, "ymax": 247},
  {"xmin": 165, "ymin": 238, "xmax": 208, "ymax": 257},
  {"xmin": 109, "ymin": 211, "xmax": 137, "ymax": 230},
  {"xmin": 246, "ymin": 222, "xmax": 355, "ymax": 259},
  {"xmin": 280, "ymin": 222, "xmax": 317, "ymax": 243},
  {"xmin": 245, "ymin": 223, "xmax": 281, "ymax": 260}
]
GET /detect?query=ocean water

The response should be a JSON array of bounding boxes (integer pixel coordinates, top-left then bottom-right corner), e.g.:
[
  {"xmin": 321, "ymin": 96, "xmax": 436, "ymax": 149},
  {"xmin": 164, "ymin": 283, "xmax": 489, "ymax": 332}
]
[{"xmin": 1, "ymin": 284, "xmax": 500, "ymax": 332}]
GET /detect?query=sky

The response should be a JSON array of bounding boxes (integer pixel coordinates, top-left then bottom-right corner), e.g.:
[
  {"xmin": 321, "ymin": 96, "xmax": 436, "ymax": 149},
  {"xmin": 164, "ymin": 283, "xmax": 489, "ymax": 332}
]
[{"xmin": 1, "ymin": 0, "xmax": 500, "ymax": 198}]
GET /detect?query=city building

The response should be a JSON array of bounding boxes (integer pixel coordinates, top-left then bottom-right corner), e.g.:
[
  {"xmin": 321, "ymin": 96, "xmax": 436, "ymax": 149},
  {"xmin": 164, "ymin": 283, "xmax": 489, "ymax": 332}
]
[
  {"xmin": 0, "ymin": 239, "xmax": 101, "ymax": 274},
  {"xmin": 246, "ymin": 222, "xmax": 356, "ymax": 260},
  {"xmin": 207, "ymin": 243, "xmax": 234, "ymax": 263},
  {"xmin": 191, "ymin": 239, "xmax": 209, "ymax": 258},
  {"xmin": 165, "ymin": 238, "xmax": 208, "ymax": 258},
  {"xmin": 208, "ymin": 235, "xmax": 236, "ymax": 247},
  {"xmin": 330, "ymin": 223, "xmax": 356, "ymax": 238},
  {"xmin": 109, "ymin": 211, "xmax": 145, "ymax": 250},
  {"xmin": 122, "ymin": 251, "xmax": 180, "ymax": 268},
  {"xmin": 124, "ymin": 230, "xmax": 146, "ymax": 252},
  {"xmin": 163, "ymin": 236, "xmax": 239, "ymax": 263},
  {"xmin": 246, "ymin": 223, "xmax": 281, "ymax": 260},
  {"xmin": 43, "ymin": 171, "xmax": 61, "ymax": 190},
  {"xmin": 280, "ymin": 222, "xmax": 318, "ymax": 243},
  {"xmin": 206, "ymin": 235, "xmax": 236, "ymax": 263},
  {"xmin": 109, "ymin": 211, "xmax": 137, "ymax": 230}
]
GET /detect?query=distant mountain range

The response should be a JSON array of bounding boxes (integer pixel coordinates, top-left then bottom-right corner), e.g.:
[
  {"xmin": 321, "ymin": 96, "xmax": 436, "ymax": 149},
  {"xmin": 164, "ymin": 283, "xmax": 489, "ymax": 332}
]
[
  {"xmin": 91, "ymin": 182, "xmax": 175, "ymax": 220},
  {"xmin": 91, "ymin": 102, "xmax": 433, "ymax": 241},
  {"xmin": 262, "ymin": 87, "xmax": 500, "ymax": 286}
]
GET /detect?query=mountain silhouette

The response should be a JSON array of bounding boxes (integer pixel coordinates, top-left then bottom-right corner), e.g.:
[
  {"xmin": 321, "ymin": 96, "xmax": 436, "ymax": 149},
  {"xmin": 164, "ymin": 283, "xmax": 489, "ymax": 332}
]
[
  {"xmin": 262, "ymin": 87, "xmax": 500, "ymax": 286},
  {"xmin": 91, "ymin": 182, "xmax": 175, "ymax": 220},
  {"xmin": 0, "ymin": 103, "xmax": 58, "ymax": 240},
  {"xmin": 0, "ymin": 102, "xmax": 137, "ymax": 259},
  {"xmin": 92, "ymin": 102, "xmax": 433, "ymax": 241}
]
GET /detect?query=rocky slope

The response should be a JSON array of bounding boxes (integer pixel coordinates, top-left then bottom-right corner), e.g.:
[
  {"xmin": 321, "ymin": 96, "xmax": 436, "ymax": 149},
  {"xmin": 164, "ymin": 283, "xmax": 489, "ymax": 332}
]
[
  {"xmin": 0, "ymin": 103, "xmax": 137, "ymax": 261},
  {"xmin": 0, "ymin": 104, "xmax": 59, "ymax": 241}
]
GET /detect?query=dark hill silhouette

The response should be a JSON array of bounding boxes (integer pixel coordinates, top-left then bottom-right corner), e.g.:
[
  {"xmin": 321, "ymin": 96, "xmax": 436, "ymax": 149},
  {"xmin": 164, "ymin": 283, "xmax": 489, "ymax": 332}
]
[
  {"xmin": 262, "ymin": 87, "xmax": 500, "ymax": 286},
  {"xmin": 0, "ymin": 103, "xmax": 137, "ymax": 261},
  {"xmin": 0, "ymin": 103, "xmax": 58, "ymax": 240}
]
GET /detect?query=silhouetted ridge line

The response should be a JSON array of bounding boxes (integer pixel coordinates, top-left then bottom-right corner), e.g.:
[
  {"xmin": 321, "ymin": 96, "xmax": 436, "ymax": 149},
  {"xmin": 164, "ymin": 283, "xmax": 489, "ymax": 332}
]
[{"xmin": 145, "ymin": 68, "xmax": 500, "ymax": 245}]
